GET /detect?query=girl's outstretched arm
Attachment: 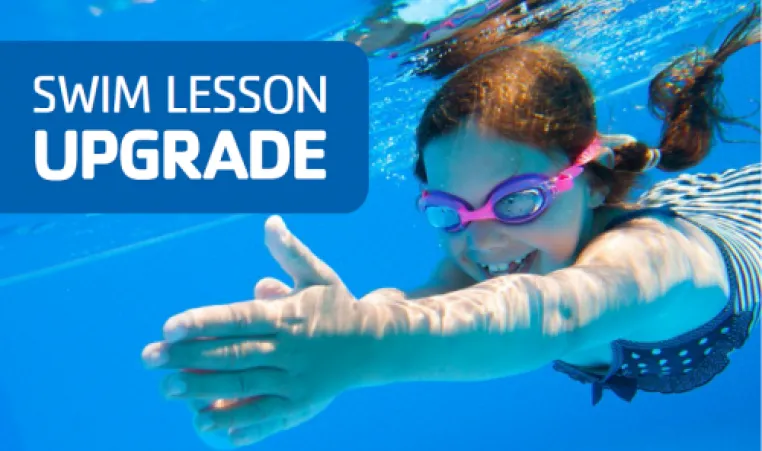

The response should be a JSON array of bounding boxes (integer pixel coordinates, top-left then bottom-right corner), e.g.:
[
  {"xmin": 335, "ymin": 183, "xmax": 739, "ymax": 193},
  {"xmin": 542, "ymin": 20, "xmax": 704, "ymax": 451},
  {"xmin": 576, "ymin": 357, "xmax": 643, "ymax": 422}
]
[{"xmin": 355, "ymin": 214, "xmax": 730, "ymax": 386}]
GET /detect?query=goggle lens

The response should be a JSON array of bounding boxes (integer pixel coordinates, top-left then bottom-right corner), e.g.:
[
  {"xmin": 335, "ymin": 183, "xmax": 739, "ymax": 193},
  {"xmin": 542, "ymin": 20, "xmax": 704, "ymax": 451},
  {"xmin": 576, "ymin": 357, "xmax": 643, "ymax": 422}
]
[
  {"xmin": 493, "ymin": 188, "xmax": 545, "ymax": 220},
  {"xmin": 423, "ymin": 205, "xmax": 462, "ymax": 229}
]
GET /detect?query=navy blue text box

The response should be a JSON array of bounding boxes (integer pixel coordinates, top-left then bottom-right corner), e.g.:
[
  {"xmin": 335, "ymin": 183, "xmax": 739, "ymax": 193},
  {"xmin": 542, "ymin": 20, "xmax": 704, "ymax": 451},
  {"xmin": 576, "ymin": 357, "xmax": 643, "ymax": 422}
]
[{"xmin": 0, "ymin": 41, "xmax": 370, "ymax": 213}]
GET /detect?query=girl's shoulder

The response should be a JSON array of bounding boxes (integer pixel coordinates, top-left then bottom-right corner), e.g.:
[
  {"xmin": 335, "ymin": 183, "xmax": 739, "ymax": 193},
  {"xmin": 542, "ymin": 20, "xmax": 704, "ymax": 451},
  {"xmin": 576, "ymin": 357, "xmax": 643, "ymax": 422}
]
[{"xmin": 615, "ymin": 162, "xmax": 761, "ymax": 328}]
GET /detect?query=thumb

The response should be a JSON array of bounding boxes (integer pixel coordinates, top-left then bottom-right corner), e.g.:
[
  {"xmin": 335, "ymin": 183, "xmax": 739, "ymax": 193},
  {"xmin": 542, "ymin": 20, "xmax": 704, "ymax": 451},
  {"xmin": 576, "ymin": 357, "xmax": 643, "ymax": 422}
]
[
  {"xmin": 263, "ymin": 215, "xmax": 341, "ymax": 289},
  {"xmin": 254, "ymin": 277, "xmax": 292, "ymax": 300}
]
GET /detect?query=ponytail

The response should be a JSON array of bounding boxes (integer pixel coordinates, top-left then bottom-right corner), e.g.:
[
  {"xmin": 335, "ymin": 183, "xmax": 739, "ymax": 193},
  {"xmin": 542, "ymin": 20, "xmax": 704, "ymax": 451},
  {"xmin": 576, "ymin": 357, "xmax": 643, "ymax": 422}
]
[
  {"xmin": 615, "ymin": 4, "xmax": 760, "ymax": 174},
  {"xmin": 588, "ymin": 5, "xmax": 759, "ymax": 205}
]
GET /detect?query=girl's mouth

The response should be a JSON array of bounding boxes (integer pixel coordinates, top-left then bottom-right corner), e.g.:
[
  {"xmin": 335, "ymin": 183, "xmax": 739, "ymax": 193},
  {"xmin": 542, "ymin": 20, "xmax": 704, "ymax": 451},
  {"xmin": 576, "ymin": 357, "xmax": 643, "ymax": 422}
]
[{"xmin": 477, "ymin": 250, "xmax": 538, "ymax": 278}]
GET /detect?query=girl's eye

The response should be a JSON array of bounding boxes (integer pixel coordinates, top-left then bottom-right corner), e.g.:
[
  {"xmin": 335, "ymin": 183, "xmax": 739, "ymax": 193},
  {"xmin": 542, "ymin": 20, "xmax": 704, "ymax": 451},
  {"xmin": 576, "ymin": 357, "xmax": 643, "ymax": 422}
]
[{"xmin": 494, "ymin": 189, "xmax": 543, "ymax": 218}]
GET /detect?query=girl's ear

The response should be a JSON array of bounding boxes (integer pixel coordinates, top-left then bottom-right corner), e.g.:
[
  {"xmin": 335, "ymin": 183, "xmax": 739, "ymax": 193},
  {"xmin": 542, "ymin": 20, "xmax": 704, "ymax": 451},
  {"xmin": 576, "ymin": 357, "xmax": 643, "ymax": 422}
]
[
  {"xmin": 594, "ymin": 146, "xmax": 616, "ymax": 169},
  {"xmin": 586, "ymin": 145, "xmax": 613, "ymax": 208},
  {"xmin": 597, "ymin": 133, "xmax": 640, "ymax": 169},
  {"xmin": 588, "ymin": 181, "xmax": 610, "ymax": 209}
]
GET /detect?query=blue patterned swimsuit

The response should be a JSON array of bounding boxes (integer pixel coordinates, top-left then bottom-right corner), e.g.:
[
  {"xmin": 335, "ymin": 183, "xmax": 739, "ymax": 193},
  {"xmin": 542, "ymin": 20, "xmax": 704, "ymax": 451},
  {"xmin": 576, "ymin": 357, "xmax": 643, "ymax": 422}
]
[{"xmin": 553, "ymin": 163, "xmax": 761, "ymax": 405}]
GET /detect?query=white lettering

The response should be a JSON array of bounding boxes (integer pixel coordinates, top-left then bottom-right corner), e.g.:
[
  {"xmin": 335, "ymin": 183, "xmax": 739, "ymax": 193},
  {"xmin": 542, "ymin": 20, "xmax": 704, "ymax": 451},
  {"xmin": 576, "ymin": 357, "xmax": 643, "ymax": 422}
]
[
  {"xmin": 167, "ymin": 76, "xmax": 186, "ymax": 113},
  {"xmin": 102, "ymin": 76, "xmax": 110, "ymax": 113},
  {"xmin": 121, "ymin": 130, "xmax": 159, "ymax": 180},
  {"xmin": 33, "ymin": 130, "xmax": 328, "ymax": 180},
  {"xmin": 213, "ymin": 76, "xmax": 236, "ymax": 113},
  {"xmin": 164, "ymin": 131, "xmax": 201, "ymax": 179},
  {"xmin": 264, "ymin": 75, "xmax": 293, "ymax": 115},
  {"xmin": 298, "ymin": 76, "xmax": 326, "ymax": 113},
  {"xmin": 61, "ymin": 76, "xmax": 100, "ymax": 113},
  {"xmin": 33, "ymin": 75, "xmax": 150, "ymax": 113},
  {"xmin": 34, "ymin": 130, "xmax": 77, "ymax": 180},
  {"xmin": 294, "ymin": 130, "xmax": 326, "ymax": 179},
  {"xmin": 190, "ymin": 76, "xmax": 211, "ymax": 113},
  {"xmin": 238, "ymin": 76, "xmax": 261, "ymax": 113},
  {"xmin": 115, "ymin": 76, "xmax": 150, "ymax": 113},
  {"xmin": 249, "ymin": 130, "xmax": 290, "ymax": 179},
  {"xmin": 204, "ymin": 130, "xmax": 248, "ymax": 179},
  {"xmin": 81, "ymin": 130, "xmax": 119, "ymax": 179},
  {"xmin": 33, "ymin": 76, "xmax": 56, "ymax": 113},
  {"xmin": 164, "ymin": 75, "xmax": 325, "ymax": 114}
]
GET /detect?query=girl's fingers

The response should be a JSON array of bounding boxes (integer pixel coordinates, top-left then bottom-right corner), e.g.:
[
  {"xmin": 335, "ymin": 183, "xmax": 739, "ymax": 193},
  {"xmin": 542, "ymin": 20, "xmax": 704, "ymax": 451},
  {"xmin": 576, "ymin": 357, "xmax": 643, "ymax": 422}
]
[
  {"xmin": 161, "ymin": 367, "xmax": 290, "ymax": 400},
  {"xmin": 193, "ymin": 395, "xmax": 291, "ymax": 432}
]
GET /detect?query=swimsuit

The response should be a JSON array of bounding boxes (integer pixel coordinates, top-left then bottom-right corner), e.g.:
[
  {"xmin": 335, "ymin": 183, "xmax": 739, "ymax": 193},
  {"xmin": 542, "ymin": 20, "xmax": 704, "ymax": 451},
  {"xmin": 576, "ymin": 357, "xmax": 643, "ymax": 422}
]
[{"xmin": 553, "ymin": 163, "xmax": 761, "ymax": 405}]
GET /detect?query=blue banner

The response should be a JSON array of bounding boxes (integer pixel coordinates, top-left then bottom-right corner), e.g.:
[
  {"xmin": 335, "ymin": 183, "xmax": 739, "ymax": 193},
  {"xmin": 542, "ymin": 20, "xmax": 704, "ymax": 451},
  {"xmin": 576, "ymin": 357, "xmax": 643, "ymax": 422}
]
[{"xmin": 0, "ymin": 41, "xmax": 370, "ymax": 213}]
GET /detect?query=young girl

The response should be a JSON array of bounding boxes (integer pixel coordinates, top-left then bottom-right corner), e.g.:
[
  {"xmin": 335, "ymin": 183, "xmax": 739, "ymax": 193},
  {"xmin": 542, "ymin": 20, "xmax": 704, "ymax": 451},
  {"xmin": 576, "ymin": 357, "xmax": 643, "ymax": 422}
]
[{"xmin": 141, "ymin": 6, "xmax": 761, "ymax": 448}]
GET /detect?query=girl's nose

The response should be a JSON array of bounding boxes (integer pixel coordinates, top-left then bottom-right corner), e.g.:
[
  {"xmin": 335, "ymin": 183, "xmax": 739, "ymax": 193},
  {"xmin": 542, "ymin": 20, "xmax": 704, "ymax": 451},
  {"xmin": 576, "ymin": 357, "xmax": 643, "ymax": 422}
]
[{"xmin": 465, "ymin": 221, "xmax": 506, "ymax": 250}]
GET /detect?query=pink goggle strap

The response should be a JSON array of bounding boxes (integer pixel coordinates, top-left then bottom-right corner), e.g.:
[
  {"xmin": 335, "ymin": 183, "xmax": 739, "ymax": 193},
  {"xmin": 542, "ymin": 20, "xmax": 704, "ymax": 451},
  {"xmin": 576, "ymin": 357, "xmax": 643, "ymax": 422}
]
[
  {"xmin": 554, "ymin": 137, "xmax": 604, "ymax": 193},
  {"xmin": 458, "ymin": 203, "xmax": 497, "ymax": 222}
]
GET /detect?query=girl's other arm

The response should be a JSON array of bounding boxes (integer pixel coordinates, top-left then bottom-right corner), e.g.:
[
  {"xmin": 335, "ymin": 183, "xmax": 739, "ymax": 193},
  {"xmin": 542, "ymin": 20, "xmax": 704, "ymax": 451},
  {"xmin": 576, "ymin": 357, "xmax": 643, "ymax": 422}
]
[{"xmin": 355, "ymin": 216, "xmax": 729, "ymax": 386}]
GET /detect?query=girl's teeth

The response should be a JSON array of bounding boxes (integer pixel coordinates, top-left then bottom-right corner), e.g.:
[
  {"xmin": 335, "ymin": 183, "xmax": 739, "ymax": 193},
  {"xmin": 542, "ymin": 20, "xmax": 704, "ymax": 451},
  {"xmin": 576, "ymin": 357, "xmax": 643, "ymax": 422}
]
[{"xmin": 483, "ymin": 254, "xmax": 530, "ymax": 275}]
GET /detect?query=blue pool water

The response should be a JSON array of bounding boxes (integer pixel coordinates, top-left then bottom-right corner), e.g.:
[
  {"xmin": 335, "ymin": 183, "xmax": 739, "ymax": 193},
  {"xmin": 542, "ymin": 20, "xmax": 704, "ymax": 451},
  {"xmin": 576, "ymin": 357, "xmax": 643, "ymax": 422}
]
[{"xmin": 0, "ymin": 1, "xmax": 760, "ymax": 450}]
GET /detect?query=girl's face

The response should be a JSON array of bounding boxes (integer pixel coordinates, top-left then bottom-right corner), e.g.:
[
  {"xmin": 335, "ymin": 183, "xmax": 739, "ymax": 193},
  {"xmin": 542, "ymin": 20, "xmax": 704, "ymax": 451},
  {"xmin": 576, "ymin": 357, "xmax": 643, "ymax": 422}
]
[{"xmin": 421, "ymin": 123, "xmax": 606, "ymax": 281}]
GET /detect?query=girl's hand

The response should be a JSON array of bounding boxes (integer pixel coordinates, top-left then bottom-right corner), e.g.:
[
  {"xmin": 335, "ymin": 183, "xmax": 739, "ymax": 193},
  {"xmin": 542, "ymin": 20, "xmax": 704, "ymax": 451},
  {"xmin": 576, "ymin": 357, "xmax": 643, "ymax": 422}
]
[{"xmin": 142, "ymin": 216, "xmax": 376, "ymax": 448}]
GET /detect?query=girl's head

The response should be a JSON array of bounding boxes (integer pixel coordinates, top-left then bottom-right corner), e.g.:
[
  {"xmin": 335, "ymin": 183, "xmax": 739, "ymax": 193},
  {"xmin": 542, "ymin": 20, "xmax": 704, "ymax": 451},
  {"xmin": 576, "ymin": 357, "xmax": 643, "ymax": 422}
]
[{"xmin": 411, "ymin": 5, "xmax": 760, "ymax": 281}]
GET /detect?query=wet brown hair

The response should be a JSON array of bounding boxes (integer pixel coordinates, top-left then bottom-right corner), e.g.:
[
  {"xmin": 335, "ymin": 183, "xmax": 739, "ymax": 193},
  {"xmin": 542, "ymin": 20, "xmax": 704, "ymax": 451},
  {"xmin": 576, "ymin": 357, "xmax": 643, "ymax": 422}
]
[{"xmin": 412, "ymin": 4, "xmax": 761, "ymax": 206}]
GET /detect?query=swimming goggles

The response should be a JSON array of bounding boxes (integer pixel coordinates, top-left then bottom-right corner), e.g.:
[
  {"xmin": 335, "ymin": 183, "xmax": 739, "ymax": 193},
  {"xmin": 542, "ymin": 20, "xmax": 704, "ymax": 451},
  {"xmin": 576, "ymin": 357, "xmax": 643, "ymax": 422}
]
[{"xmin": 417, "ymin": 138, "xmax": 604, "ymax": 233}]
